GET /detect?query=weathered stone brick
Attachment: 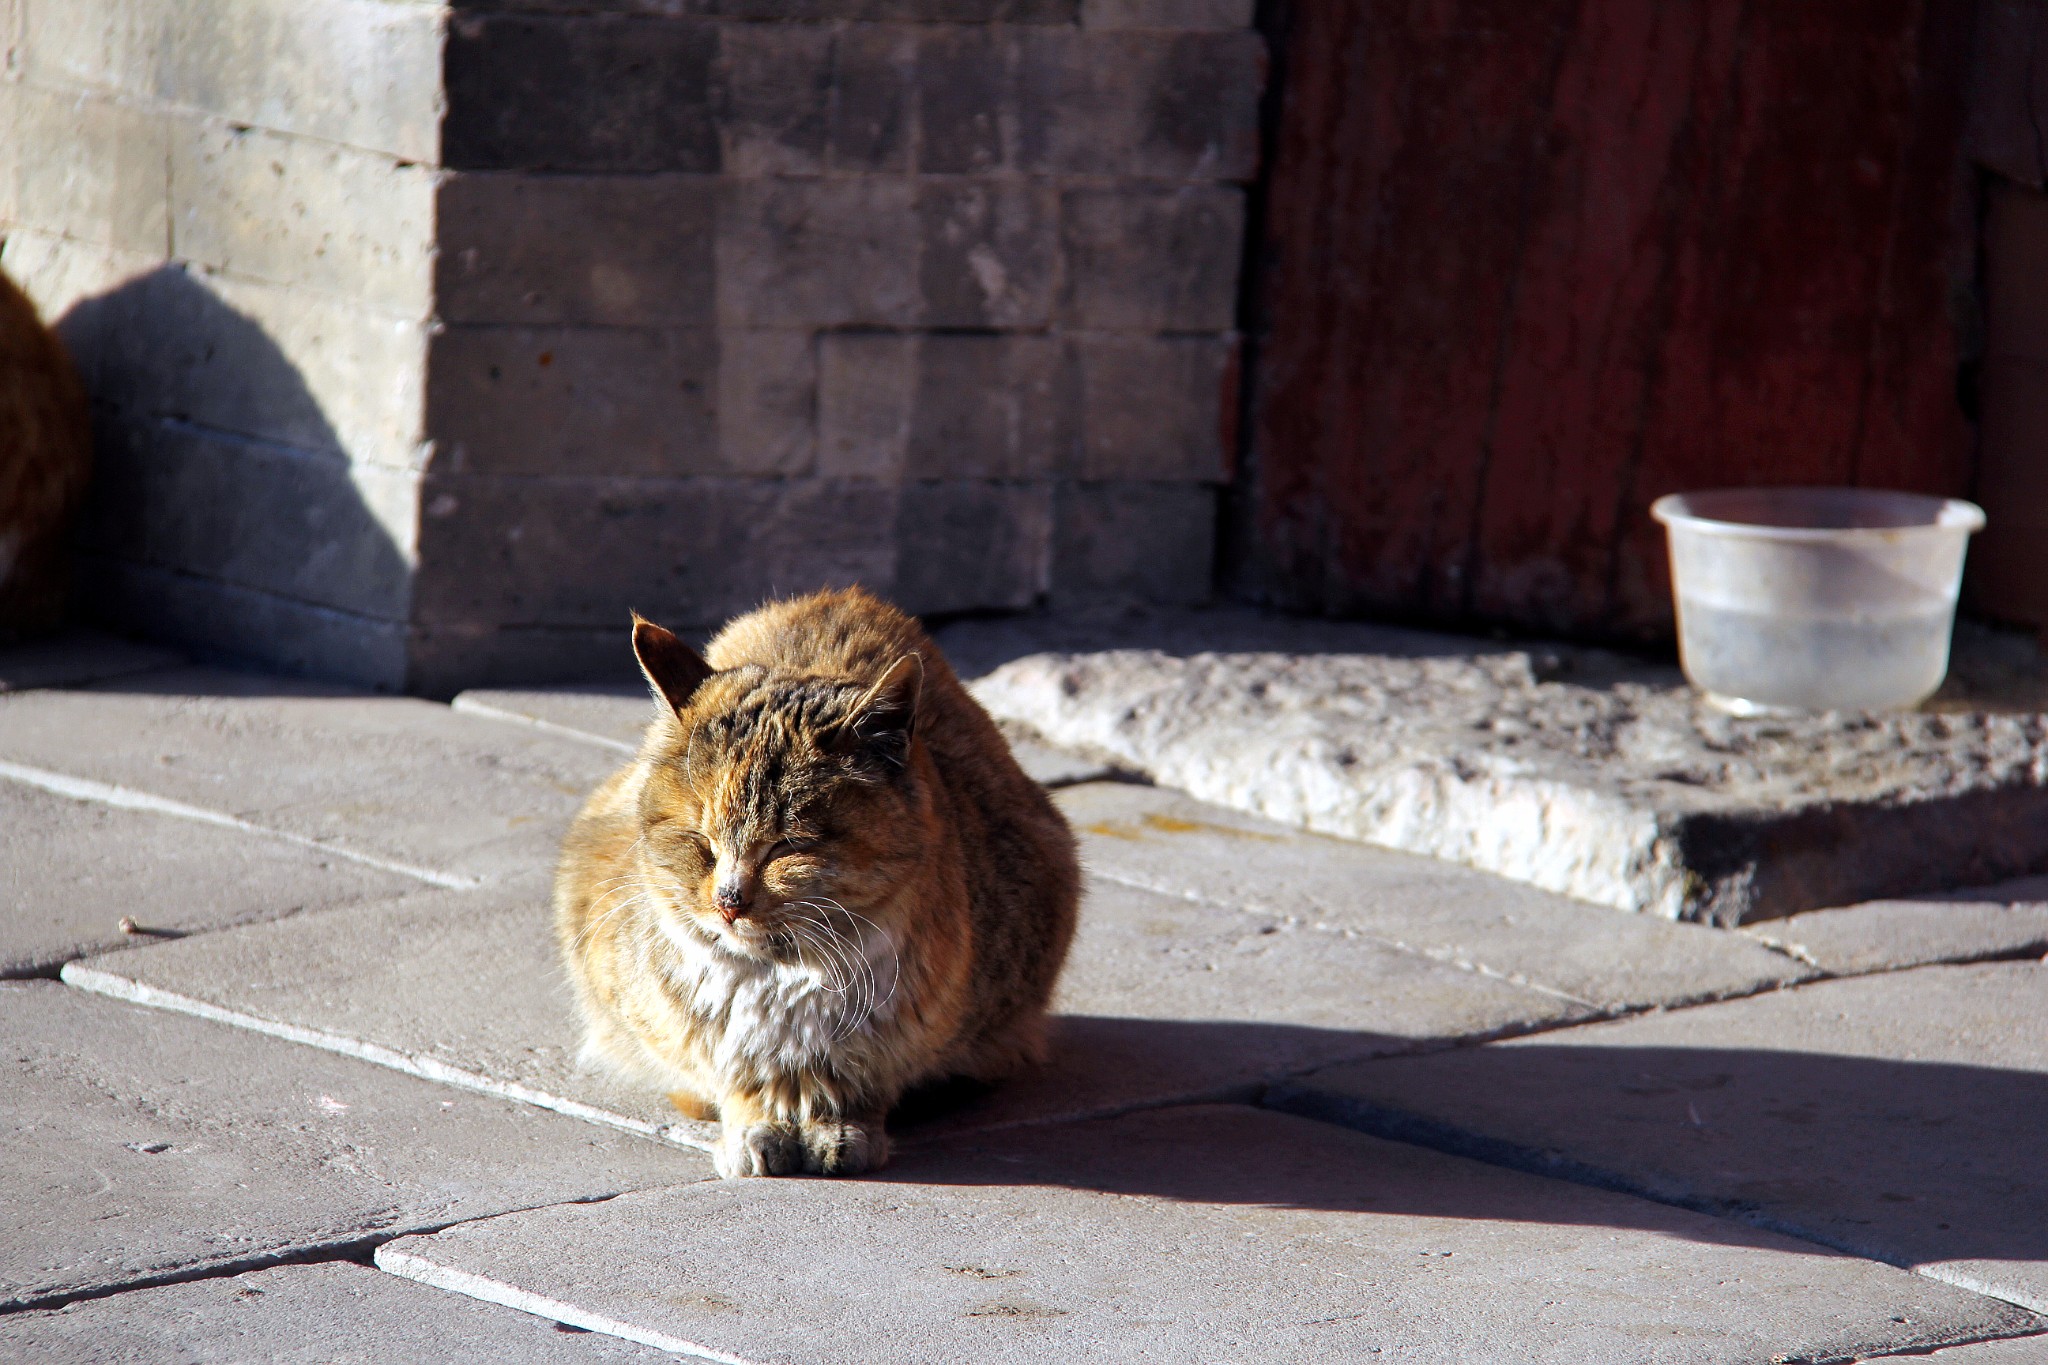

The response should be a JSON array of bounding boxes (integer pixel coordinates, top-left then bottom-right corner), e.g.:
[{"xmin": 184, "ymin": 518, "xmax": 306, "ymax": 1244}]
[
  {"xmin": 21, "ymin": 0, "xmax": 443, "ymax": 162},
  {"xmin": 817, "ymin": 333, "xmax": 913, "ymax": 479},
  {"xmin": 716, "ymin": 331, "xmax": 817, "ymax": 476},
  {"xmin": 918, "ymin": 180, "xmax": 1057, "ymax": 328},
  {"xmin": 1058, "ymin": 186, "xmax": 1244, "ymax": 330},
  {"xmin": 1073, "ymin": 333, "xmax": 1236, "ymax": 480},
  {"xmin": 712, "ymin": 1, "xmax": 1074, "ymax": 20},
  {"xmin": 700, "ymin": 24, "xmax": 917, "ymax": 176},
  {"xmin": 10, "ymin": 233, "xmax": 430, "ymax": 473},
  {"xmin": 893, "ymin": 480, "xmax": 1053, "ymax": 614},
  {"xmin": 437, "ymin": 174, "xmax": 717, "ymax": 327},
  {"xmin": 906, "ymin": 334, "xmax": 1068, "ymax": 478},
  {"xmin": 1081, "ymin": 0, "xmax": 1254, "ymax": 29},
  {"xmin": 425, "ymin": 326, "xmax": 717, "ymax": 478},
  {"xmin": 819, "ymin": 333, "xmax": 1068, "ymax": 481},
  {"xmin": 916, "ymin": 27, "xmax": 1012, "ymax": 174},
  {"xmin": 829, "ymin": 25, "xmax": 915, "ymax": 172},
  {"xmin": 1052, "ymin": 480, "xmax": 1215, "ymax": 604},
  {"xmin": 411, "ymin": 475, "xmax": 899, "ymax": 628},
  {"xmin": 9, "ymin": 85, "xmax": 169, "ymax": 257},
  {"xmin": 443, "ymin": 13, "xmax": 719, "ymax": 172},
  {"xmin": 76, "ymin": 418, "xmax": 418, "ymax": 620},
  {"xmin": 716, "ymin": 23, "xmax": 832, "ymax": 176},
  {"xmin": 76, "ymin": 556, "xmax": 410, "ymax": 689},
  {"xmin": 171, "ymin": 119, "xmax": 437, "ymax": 319},
  {"xmin": 1019, "ymin": 29, "xmax": 1264, "ymax": 179},
  {"xmin": 717, "ymin": 179, "xmax": 919, "ymax": 327}
]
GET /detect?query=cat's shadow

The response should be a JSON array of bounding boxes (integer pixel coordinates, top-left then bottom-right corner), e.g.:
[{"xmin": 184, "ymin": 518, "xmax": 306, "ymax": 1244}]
[{"xmin": 882, "ymin": 1015, "xmax": 2048, "ymax": 1271}]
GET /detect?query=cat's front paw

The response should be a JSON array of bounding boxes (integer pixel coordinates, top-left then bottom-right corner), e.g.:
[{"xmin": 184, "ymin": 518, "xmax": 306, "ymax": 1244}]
[
  {"xmin": 801, "ymin": 1116, "xmax": 889, "ymax": 1176},
  {"xmin": 715, "ymin": 1122, "xmax": 805, "ymax": 1178}
]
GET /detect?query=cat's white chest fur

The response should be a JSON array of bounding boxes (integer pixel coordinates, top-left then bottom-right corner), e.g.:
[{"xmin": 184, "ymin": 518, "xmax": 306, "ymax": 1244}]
[{"xmin": 657, "ymin": 917, "xmax": 898, "ymax": 1073}]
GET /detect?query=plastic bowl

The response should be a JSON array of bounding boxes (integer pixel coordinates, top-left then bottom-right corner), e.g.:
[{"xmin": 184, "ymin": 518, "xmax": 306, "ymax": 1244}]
[{"xmin": 1650, "ymin": 488, "xmax": 1985, "ymax": 714}]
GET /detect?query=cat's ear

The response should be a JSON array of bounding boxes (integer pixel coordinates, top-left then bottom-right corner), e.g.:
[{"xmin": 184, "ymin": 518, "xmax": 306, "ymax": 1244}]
[
  {"xmin": 631, "ymin": 612, "xmax": 713, "ymax": 714},
  {"xmin": 842, "ymin": 653, "xmax": 922, "ymax": 766}
]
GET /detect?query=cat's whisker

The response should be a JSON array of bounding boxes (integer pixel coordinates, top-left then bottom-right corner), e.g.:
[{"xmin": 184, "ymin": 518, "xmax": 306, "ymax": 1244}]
[
  {"xmin": 793, "ymin": 901, "xmax": 877, "ymax": 1023},
  {"xmin": 788, "ymin": 912, "xmax": 863, "ymax": 1006},
  {"xmin": 806, "ymin": 897, "xmax": 900, "ymax": 1016}
]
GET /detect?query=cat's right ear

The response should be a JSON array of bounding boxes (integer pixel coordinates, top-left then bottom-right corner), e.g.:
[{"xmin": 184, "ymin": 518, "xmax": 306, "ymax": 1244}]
[{"xmin": 631, "ymin": 613, "xmax": 714, "ymax": 714}]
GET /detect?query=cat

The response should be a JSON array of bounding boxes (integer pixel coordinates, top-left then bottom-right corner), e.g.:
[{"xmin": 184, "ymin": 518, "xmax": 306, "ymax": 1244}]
[
  {"xmin": 0, "ymin": 263, "xmax": 92, "ymax": 639},
  {"xmin": 555, "ymin": 587, "xmax": 1081, "ymax": 1177}
]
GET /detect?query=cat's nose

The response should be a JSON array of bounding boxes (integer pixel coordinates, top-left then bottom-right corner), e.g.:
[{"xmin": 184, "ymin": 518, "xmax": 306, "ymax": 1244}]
[{"xmin": 714, "ymin": 882, "xmax": 749, "ymax": 921}]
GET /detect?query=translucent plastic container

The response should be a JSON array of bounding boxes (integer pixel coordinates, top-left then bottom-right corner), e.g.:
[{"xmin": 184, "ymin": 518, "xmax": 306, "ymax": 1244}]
[{"xmin": 1650, "ymin": 488, "xmax": 1985, "ymax": 714}]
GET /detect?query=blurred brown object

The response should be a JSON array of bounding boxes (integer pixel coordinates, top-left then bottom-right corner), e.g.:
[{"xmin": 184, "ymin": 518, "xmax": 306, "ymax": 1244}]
[
  {"xmin": 1971, "ymin": 179, "xmax": 2048, "ymax": 629},
  {"xmin": 0, "ymin": 266, "xmax": 91, "ymax": 639}
]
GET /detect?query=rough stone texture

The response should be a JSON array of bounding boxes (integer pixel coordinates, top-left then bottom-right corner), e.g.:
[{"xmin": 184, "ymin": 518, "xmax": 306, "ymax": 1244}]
[
  {"xmin": 375, "ymin": 1104, "xmax": 2035, "ymax": 1364},
  {"xmin": 0, "ymin": 780, "xmax": 412, "ymax": 978},
  {"xmin": 0, "ymin": 981, "xmax": 707, "ymax": 1312},
  {"xmin": 62, "ymin": 852, "xmax": 1581, "ymax": 1157},
  {"xmin": 965, "ymin": 613, "xmax": 2048, "ymax": 923},
  {"xmin": 1741, "ymin": 877, "xmax": 2048, "ymax": 976},
  {"xmin": 0, "ymin": 631, "xmax": 180, "ymax": 693},
  {"xmin": 1054, "ymin": 781, "xmax": 1808, "ymax": 1012},
  {"xmin": 0, "ymin": 1262, "xmax": 671, "ymax": 1363},
  {"xmin": 0, "ymin": 667, "xmax": 621, "ymax": 886},
  {"xmin": 3, "ymin": 5, "xmax": 1259, "ymax": 691},
  {"xmin": 1275, "ymin": 962, "xmax": 2048, "ymax": 1314}
]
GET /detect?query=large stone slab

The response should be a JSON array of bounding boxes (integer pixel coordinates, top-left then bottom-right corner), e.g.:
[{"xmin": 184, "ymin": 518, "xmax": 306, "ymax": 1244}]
[
  {"xmin": 1, "ymin": 780, "xmax": 414, "ymax": 978},
  {"xmin": 1907, "ymin": 1334, "xmax": 2048, "ymax": 1361},
  {"xmin": 62, "ymin": 878, "xmax": 707, "ymax": 1149},
  {"xmin": 63, "ymin": 867, "xmax": 1579, "ymax": 1156},
  {"xmin": 454, "ymin": 684, "xmax": 1119, "ymax": 787},
  {"xmin": 375, "ymin": 1103, "xmax": 2037, "ymax": 1364},
  {"xmin": 0, "ymin": 666, "xmax": 621, "ymax": 887},
  {"xmin": 0, "ymin": 1262, "xmax": 668, "ymax": 1363},
  {"xmin": 0, "ymin": 981, "xmax": 707, "ymax": 1311},
  {"xmin": 956, "ymin": 611, "xmax": 2048, "ymax": 924},
  {"xmin": 1056, "ymin": 781, "xmax": 1808, "ymax": 1011},
  {"xmin": 1273, "ymin": 962, "xmax": 2048, "ymax": 1313},
  {"xmin": 1740, "ymin": 876, "xmax": 2048, "ymax": 975}
]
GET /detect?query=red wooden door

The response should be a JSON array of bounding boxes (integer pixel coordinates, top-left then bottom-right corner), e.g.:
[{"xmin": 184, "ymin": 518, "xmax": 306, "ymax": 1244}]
[{"xmin": 1243, "ymin": 0, "xmax": 1978, "ymax": 640}]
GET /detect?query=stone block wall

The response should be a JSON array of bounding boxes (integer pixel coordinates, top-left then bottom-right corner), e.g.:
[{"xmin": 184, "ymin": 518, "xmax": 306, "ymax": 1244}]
[{"xmin": 0, "ymin": 0, "xmax": 1261, "ymax": 692}]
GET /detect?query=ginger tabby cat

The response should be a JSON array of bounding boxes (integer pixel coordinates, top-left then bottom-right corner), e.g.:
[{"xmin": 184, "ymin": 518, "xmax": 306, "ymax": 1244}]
[{"xmin": 556, "ymin": 589, "xmax": 1080, "ymax": 1177}]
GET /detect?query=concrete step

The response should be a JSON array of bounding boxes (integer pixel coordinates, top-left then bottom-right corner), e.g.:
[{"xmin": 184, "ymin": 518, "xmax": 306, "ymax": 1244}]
[
  {"xmin": 0, "ymin": 1262, "xmax": 669, "ymax": 1362},
  {"xmin": 1, "ymin": 779, "xmax": 412, "ymax": 978},
  {"xmin": 1270, "ymin": 961, "xmax": 2048, "ymax": 1314},
  {"xmin": 62, "ymin": 867, "xmax": 1586, "ymax": 1154},
  {"xmin": 0, "ymin": 666, "xmax": 623, "ymax": 888},
  {"xmin": 955, "ymin": 610, "xmax": 2048, "ymax": 924},
  {"xmin": 0, "ymin": 980, "xmax": 706, "ymax": 1311},
  {"xmin": 373, "ymin": 1102, "xmax": 2040, "ymax": 1365}
]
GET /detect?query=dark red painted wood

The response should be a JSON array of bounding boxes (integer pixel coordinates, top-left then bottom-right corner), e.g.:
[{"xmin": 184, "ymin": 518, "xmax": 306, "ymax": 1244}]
[{"xmin": 1246, "ymin": 0, "xmax": 1978, "ymax": 639}]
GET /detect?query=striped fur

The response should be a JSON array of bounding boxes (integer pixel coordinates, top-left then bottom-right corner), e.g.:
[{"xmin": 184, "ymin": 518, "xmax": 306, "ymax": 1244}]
[{"xmin": 555, "ymin": 589, "xmax": 1080, "ymax": 1176}]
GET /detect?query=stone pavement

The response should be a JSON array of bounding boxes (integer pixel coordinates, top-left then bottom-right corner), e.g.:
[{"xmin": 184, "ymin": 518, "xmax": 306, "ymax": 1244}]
[{"xmin": 3, "ymin": 631, "xmax": 2046, "ymax": 1362}]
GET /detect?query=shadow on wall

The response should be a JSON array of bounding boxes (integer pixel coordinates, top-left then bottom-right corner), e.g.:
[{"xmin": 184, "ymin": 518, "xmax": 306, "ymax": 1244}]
[{"xmin": 46, "ymin": 263, "xmax": 412, "ymax": 687}]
